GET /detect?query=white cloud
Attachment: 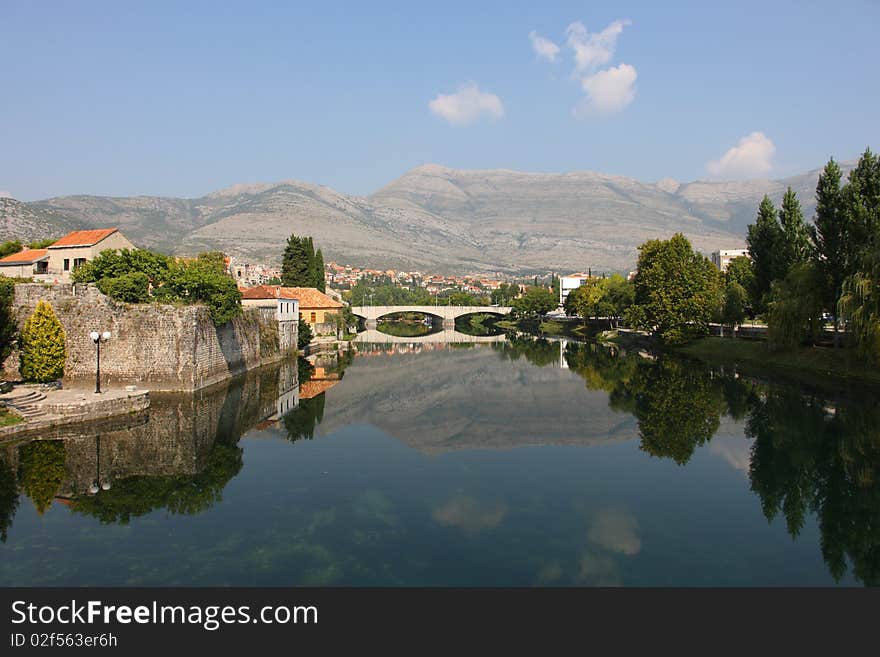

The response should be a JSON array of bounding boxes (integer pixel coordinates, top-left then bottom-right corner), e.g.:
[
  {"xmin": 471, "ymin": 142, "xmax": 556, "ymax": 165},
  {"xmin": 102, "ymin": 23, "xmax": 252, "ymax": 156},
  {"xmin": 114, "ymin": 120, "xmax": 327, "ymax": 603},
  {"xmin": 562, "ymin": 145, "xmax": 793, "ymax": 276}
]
[
  {"xmin": 576, "ymin": 63, "xmax": 638, "ymax": 115},
  {"xmin": 587, "ymin": 509, "xmax": 641, "ymax": 556},
  {"xmin": 706, "ymin": 132, "xmax": 776, "ymax": 178},
  {"xmin": 529, "ymin": 31, "xmax": 560, "ymax": 62},
  {"xmin": 0, "ymin": 191, "xmax": 12, "ymax": 199},
  {"xmin": 428, "ymin": 82, "xmax": 505, "ymax": 126},
  {"xmin": 433, "ymin": 494, "xmax": 507, "ymax": 533},
  {"xmin": 566, "ymin": 19, "xmax": 630, "ymax": 73}
]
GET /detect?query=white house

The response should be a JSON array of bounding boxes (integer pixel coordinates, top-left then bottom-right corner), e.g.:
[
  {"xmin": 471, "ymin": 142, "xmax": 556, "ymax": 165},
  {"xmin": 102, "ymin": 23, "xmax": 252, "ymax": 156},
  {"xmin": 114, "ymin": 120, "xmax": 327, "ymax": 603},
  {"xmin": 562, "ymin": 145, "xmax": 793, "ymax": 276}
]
[
  {"xmin": 0, "ymin": 248, "xmax": 50, "ymax": 279},
  {"xmin": 711, "ymin": 249, "xmax": 749, "ymax": 272},
  {"xmin": 560, "ymin": 272, "xmax": 592, "ymax": 305}
]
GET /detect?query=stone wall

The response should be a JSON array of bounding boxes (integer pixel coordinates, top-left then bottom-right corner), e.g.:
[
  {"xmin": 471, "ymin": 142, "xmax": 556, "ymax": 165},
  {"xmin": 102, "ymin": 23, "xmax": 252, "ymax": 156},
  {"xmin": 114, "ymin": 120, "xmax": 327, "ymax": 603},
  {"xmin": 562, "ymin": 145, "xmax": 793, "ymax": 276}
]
[{"xmin": 4, "ymin": 283, "xmax": 297, "ymax": 391}]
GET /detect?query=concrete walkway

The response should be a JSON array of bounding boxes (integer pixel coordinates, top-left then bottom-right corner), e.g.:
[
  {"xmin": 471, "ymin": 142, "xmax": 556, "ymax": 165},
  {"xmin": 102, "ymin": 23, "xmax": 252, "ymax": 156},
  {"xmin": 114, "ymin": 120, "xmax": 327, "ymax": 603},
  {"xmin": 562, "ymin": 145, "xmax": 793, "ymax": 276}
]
[{"xmin": 0, "ymin": 385, "xmax": 151, "ymax": 439}]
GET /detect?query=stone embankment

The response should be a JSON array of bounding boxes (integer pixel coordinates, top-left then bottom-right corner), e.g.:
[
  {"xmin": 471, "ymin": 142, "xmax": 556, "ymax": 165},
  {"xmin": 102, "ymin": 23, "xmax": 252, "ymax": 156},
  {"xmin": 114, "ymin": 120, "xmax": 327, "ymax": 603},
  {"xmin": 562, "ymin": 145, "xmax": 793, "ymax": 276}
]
[{"xmin": 0, "ymin": 385, "xmax": 151, "ymax": 440}]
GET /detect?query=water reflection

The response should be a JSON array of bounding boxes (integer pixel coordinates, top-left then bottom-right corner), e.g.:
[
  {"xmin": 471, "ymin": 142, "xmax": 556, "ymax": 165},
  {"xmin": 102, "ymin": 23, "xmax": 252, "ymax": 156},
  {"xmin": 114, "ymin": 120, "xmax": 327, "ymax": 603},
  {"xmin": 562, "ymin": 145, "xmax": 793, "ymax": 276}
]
[
  {"xmin": 560, "ymin": 340, "xmax": 880, "ymax": 585},
  {"xmin": 0, "ymin": 336, "xmax": 878, "ymax": 586},
  {"xmin": 0, "ymin": 358, "xmax": 299, "ymax": 535}
]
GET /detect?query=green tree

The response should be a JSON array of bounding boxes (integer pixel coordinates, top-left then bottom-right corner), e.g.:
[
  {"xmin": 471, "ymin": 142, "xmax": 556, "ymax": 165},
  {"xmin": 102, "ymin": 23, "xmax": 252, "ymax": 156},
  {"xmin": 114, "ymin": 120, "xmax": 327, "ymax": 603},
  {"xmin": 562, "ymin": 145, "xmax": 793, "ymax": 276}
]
[
  {"xmin": 810, "ymin": 158, "xmax": 849, "ymax": 344},
  {"xmin": 27, "ymin": 238, "xmax": 56, "ymax": 249},
  {"xmin": 838, "ymin": 244, "xmax": 880, "ymax": 364},
  {"xmin": 767, "ymin": 262, "xmax": 825, "ymax": 349},
  {"xmin": 604, "ymin": 274, "xmax": 634, "ymax": 327},
  {"xmin": 281, "ymin": 234, "xmax": 312, "ymax": 287},
  {"xmin": 778, "ymin": 187, "xmax": 811, "ymax": 273},
  {"xmin": 0, "ymin": 241, "xmax": 22, "ymax": 258},
  {"xmin": 843, "ymin": 147, "xmax": 880, "ymax": 260},
  {"xmin": 564, "ymin": 279, "xmax": 607, "ymax": 323},
  {"xmin": 511, "ymin": 286, "xmax": 556, "ymax": 317},
  {"xmin": 20, "ymin": 301, "xmax": 66, "ymax": 383},
  {"xmin": 96, "ymin": 271, "xmax": 150, "ymax": 303},
  {"xmin": 314, "ymin": 248, "xmax": 325, "ymax": 292},
  {"xmin": 196, "ymin": 251, "xmax": 228, "ymax": 275},
  {"xmin": 627, "ymin": 233, "xmax": 722, "ymax": 345},
  {"xmin": 156, "ymin": 260, "xmax": 242, "ymax": 325},
  {"xmin": 747, "ymin": 195, "xmax": 785, "ymax": 314},
  {"xmin": 297, "ymin": 314, "xmax": 313, "ymax": 350},
  {"xmin": 491, "ymin": 283, "xmax": 519, "ymax": 305},
  {"xmin": 725, "ymin": 256, "xmax": 755, "ymax": 317},
  {"xmin": 722, "ymin": 282, "xmax": 748, "ymax": 335}
]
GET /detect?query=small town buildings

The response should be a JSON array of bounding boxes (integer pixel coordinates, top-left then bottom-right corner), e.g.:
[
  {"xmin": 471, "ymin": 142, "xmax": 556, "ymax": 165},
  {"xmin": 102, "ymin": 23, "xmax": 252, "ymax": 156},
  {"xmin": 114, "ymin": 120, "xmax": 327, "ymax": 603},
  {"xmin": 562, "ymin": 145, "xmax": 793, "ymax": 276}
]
[
  {"xmin": 0, "ymin": 248, "xmax": 49, "ymax": 278},
  {"xmin": 560, "ymin": 272, "xmax": 591, "ymax": 305},
  {"xmin": 240, "ymin": 285, "xmax": 343, "ymax": 335},
  {"xmin": 711, "ymin": 248, "xmax": 749, "ymax": 272},
  {"xmin": 46, "ymin": 228, "xmax": 137, "ymax": 281}
]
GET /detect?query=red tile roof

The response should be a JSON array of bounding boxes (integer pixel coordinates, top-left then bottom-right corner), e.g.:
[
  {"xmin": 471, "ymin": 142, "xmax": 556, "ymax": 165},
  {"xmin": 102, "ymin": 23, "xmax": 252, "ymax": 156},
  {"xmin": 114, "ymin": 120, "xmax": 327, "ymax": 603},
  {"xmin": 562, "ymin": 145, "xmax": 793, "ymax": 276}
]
[
  {"xmin": 240, "ymin": 285, "xmax": 343, "ymax": 309},
  {"xmin": 48, "ymin": 228, "xmax": 118, "ymax": 248},
  {"xmin": 0, "ymin": 248, "xmax": 48, "ymax": 264}
]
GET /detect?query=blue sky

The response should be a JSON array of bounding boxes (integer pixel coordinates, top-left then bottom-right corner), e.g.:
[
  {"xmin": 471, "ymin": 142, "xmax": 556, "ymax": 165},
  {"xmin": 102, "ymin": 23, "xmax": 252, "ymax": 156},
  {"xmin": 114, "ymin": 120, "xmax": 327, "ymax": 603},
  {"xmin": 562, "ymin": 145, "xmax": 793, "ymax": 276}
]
[{"xmin": 2, "ymin": 0, "xmax": 878, "ymax": 200}]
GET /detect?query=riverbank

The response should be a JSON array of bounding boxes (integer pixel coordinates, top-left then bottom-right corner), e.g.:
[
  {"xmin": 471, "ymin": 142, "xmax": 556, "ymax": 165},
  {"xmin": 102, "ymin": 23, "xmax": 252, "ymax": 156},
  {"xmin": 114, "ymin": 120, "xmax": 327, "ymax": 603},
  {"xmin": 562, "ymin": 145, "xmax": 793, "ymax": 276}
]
[
  {"xmin": 0, "ymin": 386, "xmax": 151, "ymax": 440},
  {"xmin": 673, "ymin": 337, "xmax": 880, "ymax": 387},
  {"xmin": 495, "ymin": 317, "xmax": 597, "ymax": 339}
]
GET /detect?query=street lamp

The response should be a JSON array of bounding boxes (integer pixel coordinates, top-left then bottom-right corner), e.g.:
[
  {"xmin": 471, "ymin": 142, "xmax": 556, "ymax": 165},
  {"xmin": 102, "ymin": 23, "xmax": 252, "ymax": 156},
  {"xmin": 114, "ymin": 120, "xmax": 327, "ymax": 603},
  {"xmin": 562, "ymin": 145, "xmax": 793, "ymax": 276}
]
[{"xmin": 89, "ymin": 330, "xmax": 111, "ymax": 394}]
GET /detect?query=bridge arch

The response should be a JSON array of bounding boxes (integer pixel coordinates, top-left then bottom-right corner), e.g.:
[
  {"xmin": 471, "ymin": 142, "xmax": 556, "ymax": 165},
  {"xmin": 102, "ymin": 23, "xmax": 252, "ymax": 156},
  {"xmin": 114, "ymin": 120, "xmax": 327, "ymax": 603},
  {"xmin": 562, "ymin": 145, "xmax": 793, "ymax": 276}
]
[{"xmin": 349, "ymin": 305, "xmax": 513, "ymax": 330}]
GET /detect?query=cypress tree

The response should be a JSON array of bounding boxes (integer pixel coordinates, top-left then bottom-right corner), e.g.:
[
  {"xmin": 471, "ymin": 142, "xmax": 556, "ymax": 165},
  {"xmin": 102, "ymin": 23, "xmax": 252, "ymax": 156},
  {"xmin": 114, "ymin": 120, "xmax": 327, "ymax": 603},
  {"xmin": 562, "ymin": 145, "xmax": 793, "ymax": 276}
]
[
  {"xmin": 315, "ymin": 248, "xmax": 325, "ymax": 292},
  {"xmin": 305, "ymin": 237, "xmax": 316, "ymax": 288},
  {"xmin": 281, "ymin": 234, "xmax": 311, "ymax": 287},
  {"xmin": 746, "ymin": 195, "xmax": 784, "ymax": 315},
  {"xmin": 810, "ymin": 159, "xmax": 848, "ymax": 343},
  {"xmin": 779, "ymin": 187, "xmax": 810, "ymax": 274},
  {"xmin": 20, "ymin": 301, "xmax": 66, "ymax": 383}
]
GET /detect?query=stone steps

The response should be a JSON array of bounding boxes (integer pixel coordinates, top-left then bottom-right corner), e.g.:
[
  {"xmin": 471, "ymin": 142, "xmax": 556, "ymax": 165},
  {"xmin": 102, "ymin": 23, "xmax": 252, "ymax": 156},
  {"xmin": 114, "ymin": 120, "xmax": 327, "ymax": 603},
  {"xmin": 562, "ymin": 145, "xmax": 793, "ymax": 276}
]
[{"xmin": 1, "ymin": 389, "xmax": 48, "ymax": 421}]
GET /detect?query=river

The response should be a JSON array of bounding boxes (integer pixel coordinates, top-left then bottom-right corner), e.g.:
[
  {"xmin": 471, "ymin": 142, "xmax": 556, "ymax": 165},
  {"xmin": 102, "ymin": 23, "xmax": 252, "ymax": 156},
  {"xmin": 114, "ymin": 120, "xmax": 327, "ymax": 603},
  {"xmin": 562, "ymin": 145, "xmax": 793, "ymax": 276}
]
[{"xmin": 0, "ymin": 334, "xmax": 876, "ymax": 586}]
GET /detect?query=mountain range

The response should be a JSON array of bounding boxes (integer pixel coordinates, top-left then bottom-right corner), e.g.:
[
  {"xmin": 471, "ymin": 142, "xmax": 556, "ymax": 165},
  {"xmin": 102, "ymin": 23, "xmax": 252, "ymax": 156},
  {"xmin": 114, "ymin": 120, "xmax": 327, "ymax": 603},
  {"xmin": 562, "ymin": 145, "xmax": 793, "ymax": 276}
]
[{"xmin": 0, "ymin": 162, "xmax": 850, "ymax": 274}]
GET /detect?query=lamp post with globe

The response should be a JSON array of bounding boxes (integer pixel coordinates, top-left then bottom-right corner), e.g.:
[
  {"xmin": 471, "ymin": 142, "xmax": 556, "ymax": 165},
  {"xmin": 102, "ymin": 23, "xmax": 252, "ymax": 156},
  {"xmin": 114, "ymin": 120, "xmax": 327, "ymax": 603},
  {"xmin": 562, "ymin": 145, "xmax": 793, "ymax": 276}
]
[{"xmin": 89, "ymin": 330, "xmax": 111, "ymax": 394}]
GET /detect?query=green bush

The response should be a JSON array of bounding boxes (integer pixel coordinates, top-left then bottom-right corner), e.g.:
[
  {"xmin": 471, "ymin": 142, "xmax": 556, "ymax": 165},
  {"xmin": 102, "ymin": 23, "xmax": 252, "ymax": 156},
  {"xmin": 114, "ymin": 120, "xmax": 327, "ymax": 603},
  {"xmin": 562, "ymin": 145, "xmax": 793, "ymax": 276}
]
[
  {"xmin": 298, "ymin": 316, "xmax": 313, "ymax": 350},
  {"xmin": 97, "ymin": 272, "xmax": 150, "ymax": 303},
  {"xmin": 20, "ymin": 301, "xmax": 66, "ymax": 383}
]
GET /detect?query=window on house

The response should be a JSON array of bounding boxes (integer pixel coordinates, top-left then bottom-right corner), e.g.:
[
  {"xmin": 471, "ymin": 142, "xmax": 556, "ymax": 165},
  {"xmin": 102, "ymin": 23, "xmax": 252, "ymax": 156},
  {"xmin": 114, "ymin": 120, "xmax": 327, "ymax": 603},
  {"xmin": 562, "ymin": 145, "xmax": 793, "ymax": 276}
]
[
  {"xmin": 310, "ymin": 312, "xmax": 316, "ymax": 323},
  {"xmin": 63, "ymin": 259, "xmax": 70, "ymax": 271},
  {"xmin": 73, "ymin": 258, "xmax": 87, "ymax": 270}
]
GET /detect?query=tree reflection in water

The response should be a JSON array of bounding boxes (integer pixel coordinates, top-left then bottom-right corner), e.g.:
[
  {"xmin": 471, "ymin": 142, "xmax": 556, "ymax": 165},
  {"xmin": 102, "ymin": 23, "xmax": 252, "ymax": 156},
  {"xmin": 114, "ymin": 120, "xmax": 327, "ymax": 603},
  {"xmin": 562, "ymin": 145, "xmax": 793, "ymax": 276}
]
[{"xmin": 558, "ymin": 338, "xmax": 880, "ymax": 585}]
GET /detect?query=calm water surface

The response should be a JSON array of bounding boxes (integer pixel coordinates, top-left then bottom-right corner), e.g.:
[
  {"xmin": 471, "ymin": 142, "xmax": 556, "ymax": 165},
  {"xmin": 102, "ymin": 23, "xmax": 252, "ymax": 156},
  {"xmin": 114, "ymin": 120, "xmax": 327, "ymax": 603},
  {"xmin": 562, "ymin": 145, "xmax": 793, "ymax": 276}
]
[{"xmin": 1, "ymin": 335, "xmax": 877, "ymax": 586}]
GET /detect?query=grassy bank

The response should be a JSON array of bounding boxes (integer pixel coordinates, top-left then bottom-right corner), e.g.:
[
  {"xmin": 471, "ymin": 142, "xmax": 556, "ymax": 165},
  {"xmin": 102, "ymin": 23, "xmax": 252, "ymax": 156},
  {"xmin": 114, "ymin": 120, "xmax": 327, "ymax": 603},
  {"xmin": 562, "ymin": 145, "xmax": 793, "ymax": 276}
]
[
  {"xmin": 675, "ymin": 337, "xmax": 880, "ymax": 386},
  {"xmin": 495, "ymin": 318, "xmax": 595, "ymax": 339},
  {"xmin": 0, "ymin": 409, "xmax": 24, "ymax": 427}
]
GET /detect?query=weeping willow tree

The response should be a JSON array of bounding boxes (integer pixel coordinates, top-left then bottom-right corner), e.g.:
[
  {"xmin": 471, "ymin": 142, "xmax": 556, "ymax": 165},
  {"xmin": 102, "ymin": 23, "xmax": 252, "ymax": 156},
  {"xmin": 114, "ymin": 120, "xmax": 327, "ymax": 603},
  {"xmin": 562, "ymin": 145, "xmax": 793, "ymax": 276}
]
[
  {"xmin": 838, "ymin": 245, "xmax": 880, "ymax": 365},
  {"xmin": 767, "ymin": 262, "xmax": 824, "ymax": 350}
]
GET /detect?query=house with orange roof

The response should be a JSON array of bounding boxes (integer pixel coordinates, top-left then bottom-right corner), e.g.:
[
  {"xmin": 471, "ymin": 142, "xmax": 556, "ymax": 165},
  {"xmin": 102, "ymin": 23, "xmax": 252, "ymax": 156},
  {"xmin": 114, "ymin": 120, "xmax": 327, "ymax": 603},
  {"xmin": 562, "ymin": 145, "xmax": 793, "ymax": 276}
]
[
  {"xmin": 240, "ymin": 285, "xmax": 343, "ymax": 335},
  {"xmin": 45, "ymin": 228, "xmax": 136, "ymax": 281},
  {"xmin": 0, "ymin": 248, "xmax": 50, "ymax": 278}
]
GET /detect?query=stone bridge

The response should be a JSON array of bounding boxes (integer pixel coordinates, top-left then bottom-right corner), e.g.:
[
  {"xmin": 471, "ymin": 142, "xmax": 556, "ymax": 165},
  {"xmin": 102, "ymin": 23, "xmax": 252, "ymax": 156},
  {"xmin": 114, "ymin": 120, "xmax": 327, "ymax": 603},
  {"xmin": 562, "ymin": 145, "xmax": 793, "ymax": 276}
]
[{"xmin": 349, "ymin": 305, "xmax": 512, "ymax": 329}]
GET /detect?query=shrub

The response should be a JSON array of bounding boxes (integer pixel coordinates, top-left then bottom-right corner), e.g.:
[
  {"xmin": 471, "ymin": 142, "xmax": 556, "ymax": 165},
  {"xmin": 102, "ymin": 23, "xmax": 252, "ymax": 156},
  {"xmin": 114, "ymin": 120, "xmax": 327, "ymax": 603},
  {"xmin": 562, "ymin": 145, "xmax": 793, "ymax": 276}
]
[
  {"xmin": 97, "ymin": 272, "xmax": 150, "ymax": 303},
  {"xmin": 298, "ymin": 315, "xmax": 313, "ymax": 350},
  {"xmin": 20, "ymin": 301, "xmax": 66, "ymax": 383}
]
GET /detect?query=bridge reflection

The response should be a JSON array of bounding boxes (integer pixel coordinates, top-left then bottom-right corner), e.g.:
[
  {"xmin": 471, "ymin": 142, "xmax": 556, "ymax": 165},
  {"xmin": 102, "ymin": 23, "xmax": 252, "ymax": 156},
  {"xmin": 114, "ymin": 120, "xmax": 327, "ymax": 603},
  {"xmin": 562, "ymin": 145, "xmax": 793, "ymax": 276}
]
[{"xmin": 353, "ymin": 328, "xmax": 508, "ymax": 344}]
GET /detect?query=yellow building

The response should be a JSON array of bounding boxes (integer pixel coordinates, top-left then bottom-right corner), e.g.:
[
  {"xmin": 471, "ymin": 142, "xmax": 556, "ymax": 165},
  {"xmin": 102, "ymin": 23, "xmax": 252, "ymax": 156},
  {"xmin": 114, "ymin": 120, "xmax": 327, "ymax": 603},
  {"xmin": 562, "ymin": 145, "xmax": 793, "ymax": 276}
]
[{"xmin": 240, "ymin": 285, "xmax": 343, "ymax": 335}]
